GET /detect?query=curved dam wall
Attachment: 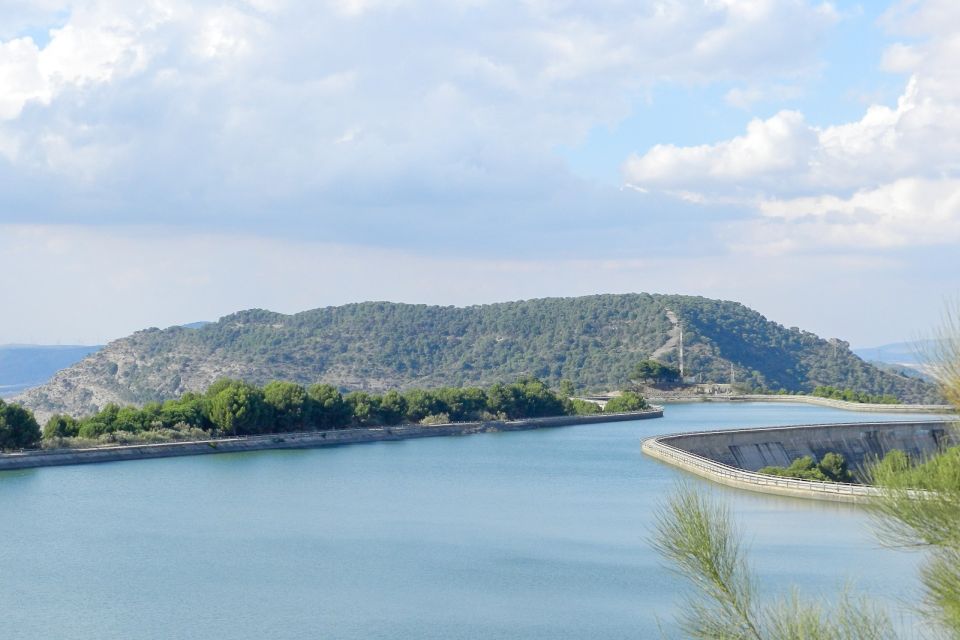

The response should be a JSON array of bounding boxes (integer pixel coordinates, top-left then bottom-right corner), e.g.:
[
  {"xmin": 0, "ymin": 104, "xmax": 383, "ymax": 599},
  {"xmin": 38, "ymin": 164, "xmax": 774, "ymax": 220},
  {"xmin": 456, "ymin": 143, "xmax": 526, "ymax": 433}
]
[
  {"xmin": 0, "ymin": 409, "xmax": 662, "ymax": 472},
  {"xmin": 656, "ymin": 420, "xmax": 957, "ymax": 471},
  {"xmin": 643, "ymin": 419, "xmax": 957, "ymax": 503}
]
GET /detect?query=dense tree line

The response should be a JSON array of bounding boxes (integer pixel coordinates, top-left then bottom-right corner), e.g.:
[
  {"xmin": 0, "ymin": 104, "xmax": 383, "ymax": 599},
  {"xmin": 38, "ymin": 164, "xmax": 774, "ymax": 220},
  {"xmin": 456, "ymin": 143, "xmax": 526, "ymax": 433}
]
[
  {"xmin": 32, "ymin": 377, "xmax": 645, "ymax": 448},
  {"xmin": 811, "ymin": 385, "xmax": 899, "ymax": 404}
]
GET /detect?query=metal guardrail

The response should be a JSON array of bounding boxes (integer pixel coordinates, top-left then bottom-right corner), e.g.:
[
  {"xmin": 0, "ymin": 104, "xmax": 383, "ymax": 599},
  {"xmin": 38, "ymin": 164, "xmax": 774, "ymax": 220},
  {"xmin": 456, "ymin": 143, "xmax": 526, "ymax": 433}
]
[{"xmin": 641, "ymin": 436, "xmax": 882, "ymax": 498}]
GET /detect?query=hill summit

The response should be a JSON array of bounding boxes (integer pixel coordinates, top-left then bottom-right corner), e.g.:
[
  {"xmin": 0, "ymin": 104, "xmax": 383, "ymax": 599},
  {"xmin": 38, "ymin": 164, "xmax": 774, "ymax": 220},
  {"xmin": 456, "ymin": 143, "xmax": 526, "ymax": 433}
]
[{"xmin": 17, "ymin": 294, "xmax": 939, "ymax": 418}]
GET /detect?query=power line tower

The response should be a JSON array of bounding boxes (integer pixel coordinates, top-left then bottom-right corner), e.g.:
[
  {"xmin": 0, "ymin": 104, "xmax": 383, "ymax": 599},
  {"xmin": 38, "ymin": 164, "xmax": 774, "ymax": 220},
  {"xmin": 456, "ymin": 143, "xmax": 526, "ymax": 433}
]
[{"xmin": 678, "ymin": 321, "xmax": 685, "ymax": 379}]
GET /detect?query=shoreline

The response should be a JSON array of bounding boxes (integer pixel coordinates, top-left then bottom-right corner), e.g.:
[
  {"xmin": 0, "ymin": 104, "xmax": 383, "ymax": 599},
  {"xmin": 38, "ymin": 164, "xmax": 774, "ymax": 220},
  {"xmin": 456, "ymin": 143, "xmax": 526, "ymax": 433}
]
[
  {"xmin": 0, "ymin": 409, "xmax": 663, "ymax": 472},
  {"xmin": 646, "ymin": 393, "xmax": 953, "ymax": 413}
]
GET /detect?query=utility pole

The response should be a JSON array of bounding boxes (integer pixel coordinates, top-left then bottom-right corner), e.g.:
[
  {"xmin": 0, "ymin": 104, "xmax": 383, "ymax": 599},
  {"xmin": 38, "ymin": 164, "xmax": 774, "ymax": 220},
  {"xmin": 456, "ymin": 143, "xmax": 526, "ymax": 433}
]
[{"xmin": 730, "ymin": 363, "xmax": 736, "ymax": 385}]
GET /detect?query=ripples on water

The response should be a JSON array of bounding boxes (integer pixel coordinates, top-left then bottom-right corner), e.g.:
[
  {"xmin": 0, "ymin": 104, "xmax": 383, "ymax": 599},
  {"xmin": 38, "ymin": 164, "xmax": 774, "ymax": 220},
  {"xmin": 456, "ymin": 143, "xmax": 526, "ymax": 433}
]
[{"xmin": 0, "ymin": 403, "xmax": 940, "ymax": 639}]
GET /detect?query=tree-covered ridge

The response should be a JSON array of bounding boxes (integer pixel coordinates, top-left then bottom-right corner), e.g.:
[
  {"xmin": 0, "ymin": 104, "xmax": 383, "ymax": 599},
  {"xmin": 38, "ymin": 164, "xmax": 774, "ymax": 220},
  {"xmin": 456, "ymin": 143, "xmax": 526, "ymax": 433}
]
[
  {"xmin": 17, "ymin": 294, "xmax": 939, "ymax": 418},
  {"xmin": 660, "ymin": 295, "xmax": 936, "ymax": 401}
]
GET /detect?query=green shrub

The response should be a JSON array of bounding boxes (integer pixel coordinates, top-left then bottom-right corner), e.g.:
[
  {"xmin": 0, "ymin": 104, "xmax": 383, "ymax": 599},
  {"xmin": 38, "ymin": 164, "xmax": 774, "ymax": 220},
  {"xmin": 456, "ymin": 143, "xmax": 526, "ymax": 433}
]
[
  {"xmin": 603, "ymin": 391, "xmax": 648, "ymax": 413},
  {"xmin": 760, "ymin": 452, "xmax": 853, "ymax": 483}
]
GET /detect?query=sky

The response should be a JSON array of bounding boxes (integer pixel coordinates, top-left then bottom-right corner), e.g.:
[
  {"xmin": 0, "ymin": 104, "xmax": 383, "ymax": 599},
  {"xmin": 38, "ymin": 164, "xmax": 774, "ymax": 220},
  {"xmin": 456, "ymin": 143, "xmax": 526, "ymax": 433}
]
[{"xmin": 0, "ymin": 0, "xmax": 957, "ymax": 347}]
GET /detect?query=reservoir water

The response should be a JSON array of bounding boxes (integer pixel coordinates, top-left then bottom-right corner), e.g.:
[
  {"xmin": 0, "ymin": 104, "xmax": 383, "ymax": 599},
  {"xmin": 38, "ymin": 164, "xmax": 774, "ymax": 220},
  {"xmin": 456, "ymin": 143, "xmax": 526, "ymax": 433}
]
[{"xmin": 0, "ymin": 403, "xmax": 944, "ymax": 639}]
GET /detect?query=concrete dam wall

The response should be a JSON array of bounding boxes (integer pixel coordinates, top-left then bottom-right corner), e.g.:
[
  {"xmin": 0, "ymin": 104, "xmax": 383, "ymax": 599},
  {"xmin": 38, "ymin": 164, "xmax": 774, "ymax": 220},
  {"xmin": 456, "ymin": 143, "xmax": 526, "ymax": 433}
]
[
  {"xmin": 643, "ymin": 419, "xmax": 957, "ymax": 503},
  {"xmin": 657, "ymin": 420, "xmax": 957, "ymax": 471}
]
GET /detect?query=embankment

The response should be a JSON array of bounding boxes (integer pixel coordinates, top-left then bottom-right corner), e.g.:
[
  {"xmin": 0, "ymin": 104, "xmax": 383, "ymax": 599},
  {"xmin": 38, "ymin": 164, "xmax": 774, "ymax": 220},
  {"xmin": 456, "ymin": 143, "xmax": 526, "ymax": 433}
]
[
  {"xmin": 0, "ymin": 409, "xmax": 662, "ymax": 472},
  {"xmin": 642, "ymin": 419, "xmax": 957, "ymax": 503}
]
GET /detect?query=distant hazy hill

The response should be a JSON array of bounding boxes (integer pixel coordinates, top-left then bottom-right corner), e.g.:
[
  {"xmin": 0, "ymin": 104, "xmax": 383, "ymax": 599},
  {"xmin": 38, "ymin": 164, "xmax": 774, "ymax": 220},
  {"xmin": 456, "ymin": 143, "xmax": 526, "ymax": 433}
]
[
  {"xmin": 0, "ymin": 345, "xmax": 102, "ymax": 397},
  {"xmin": 854, "ymin": 340, "xmax": 939, "ymax": 381},
  {"xmin": 16, "ymin": 294, "xmax": 940, "ymax": 418},
  {"xmin": 854, "ymin": 340, "xmax": 939, "ymax": 366}
]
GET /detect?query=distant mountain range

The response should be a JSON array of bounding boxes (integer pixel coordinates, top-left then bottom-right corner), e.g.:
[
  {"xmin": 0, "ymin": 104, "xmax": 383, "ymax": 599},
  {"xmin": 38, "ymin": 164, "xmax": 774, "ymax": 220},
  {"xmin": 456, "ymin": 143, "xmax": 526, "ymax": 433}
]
[
  {"xmin": 854, "ymin": 340, "xmax": 941, "ymax": 381},
  {"xmin": 854, "ymin": 340, "xmax": 939, "ymax": 366},
  {"xmin": 0, "ymin": 345, "xmax": 102, "ymax": 397},
  {"xmin": 14, "ymin": 294, "xmax": 941, "ymax": 419}
]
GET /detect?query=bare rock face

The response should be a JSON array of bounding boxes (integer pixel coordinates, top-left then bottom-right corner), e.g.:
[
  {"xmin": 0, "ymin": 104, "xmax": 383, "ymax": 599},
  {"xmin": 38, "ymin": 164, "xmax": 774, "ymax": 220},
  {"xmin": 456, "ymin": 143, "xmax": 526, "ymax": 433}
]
[{"xmin": 16, "ymin": 330, "xmax": 245, "ymax": 423}]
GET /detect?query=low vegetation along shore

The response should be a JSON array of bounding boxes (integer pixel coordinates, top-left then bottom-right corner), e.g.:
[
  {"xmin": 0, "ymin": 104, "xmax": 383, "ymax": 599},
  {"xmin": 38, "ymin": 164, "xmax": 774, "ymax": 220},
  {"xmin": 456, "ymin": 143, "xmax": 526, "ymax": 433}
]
[
  {"xmin": 0, "ymin": 410, "xmax": 664, "ymax": 471},
  {"xmin": 759, "ymin": 446, "xmax": 960, "ymax": 486},
  {"xmin": 0, "ymin": 376, "xmax": 649, "ymax": 452}
]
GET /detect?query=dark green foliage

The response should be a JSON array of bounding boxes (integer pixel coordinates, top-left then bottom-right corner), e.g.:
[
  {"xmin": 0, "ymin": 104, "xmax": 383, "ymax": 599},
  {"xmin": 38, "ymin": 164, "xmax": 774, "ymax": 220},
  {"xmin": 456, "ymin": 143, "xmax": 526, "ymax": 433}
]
[
  {"xmin": 376, "ymin": 390, "xmax": 407, "ymax": 425},
  {"xmin": 77, "ymin": 403, "xmax": 122, "ymax": 438},
  {"xmin": 812, "ymin": 386, "xmax": 899, "ymax": 404},
  {"xmin": 818, "ymin": 452, "xmax": 852, "ymax": 482},
  {"xmin": 43, "ymin": 414, "xmax": 79, "ymax": 439},
  {"xmin": 263, "ymin": 381, "xmax": 310, "ymax": 431},
  {"xmin": 486, "ymin": 377, "xmax": 567, "ymax": 419},
  {"xmin": 630, "ymin": 360, "xmax": 680, "ymax": 387},
  {"xmin": 760, "ymin": 452, "xmax": 854, "ymax": 483},
  {"xmin": 603, "ymin": 391, "xmax": 649, "ymax": 413},
  {"xmin": 403, "ymin": 389, "xmax": 446, "ymax": 423},
  {"xmin": 35, "ymin": 374, "xmax": 646, "ymax": 446},
  {"xmin": 206, "ymin": 379, "xmax": 268, "ymax": 436},
  {"xmin": 569, "ymin": 398, "xmax": 601, "ymax": 415},
  {"xmin": 664, "ymin": 296, "xmax": 937, "ymax": 402},
  {"xmin": 0, "ymin": 399, "xmax": 41, "ymax": 449},
  {"xmin": 158, "ymin": 393, "xmax": 209, "ymax": 430},
  {"xmin": 344, "ymin": 391, "xmax": 378, "ymax": 426},
  {"xmin": 435, "ymin": 387, "xmax": 488, "ymax": 421},
  {"xmin": 760, "ymin": 455, "xmax": 829, "ymax": 481},
  {"xmin": 307, "ymin": 384, "xmax": 351, "ymax": 429}
]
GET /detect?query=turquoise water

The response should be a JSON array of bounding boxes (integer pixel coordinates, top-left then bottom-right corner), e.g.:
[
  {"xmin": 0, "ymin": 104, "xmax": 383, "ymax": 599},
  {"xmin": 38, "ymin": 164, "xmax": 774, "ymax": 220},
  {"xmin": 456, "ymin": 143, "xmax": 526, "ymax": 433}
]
[{"xmin": 0, "ymin": 403, "xmax": 943, "ymax": 639}]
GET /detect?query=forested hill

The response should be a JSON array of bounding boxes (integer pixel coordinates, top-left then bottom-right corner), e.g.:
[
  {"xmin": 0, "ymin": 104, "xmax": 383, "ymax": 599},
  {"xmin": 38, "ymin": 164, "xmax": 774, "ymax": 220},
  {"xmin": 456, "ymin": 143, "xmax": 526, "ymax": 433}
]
[{"xmin": 16, "ymin": 294, "xmax": 940, "ymax": 418}]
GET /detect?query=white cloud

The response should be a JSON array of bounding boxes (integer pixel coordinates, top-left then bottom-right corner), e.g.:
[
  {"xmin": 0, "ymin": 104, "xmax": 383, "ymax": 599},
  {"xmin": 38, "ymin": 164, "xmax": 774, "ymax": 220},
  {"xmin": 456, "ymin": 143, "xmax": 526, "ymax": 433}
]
[
  {"xmin": 752, "ymin": 178, "xmax": 960, "ymax": 249},
  {"xmin": 625, "ymin": 110, "xmax": 817, "ymax": 186},
  {"xmin": 0, "ymin": 0, "xmax": 839, "ymax": 196},
  {"xmin": 0, "ymin": 38, "xmax": 46, "ymax": 120},
  {"xmin": 0, "ymin": 1, "xmax": 266, "ymax": 123},
  {"xmin": 624, "ymin": 0, "xmax": 960, "ymax": 252},
  {"xmin": 625, "ymin": 76, "xmax": 959, "ymax": 195},
  {"xmin": 880, "ymin": 42, "xmax": 923, "ymax": 73}
]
